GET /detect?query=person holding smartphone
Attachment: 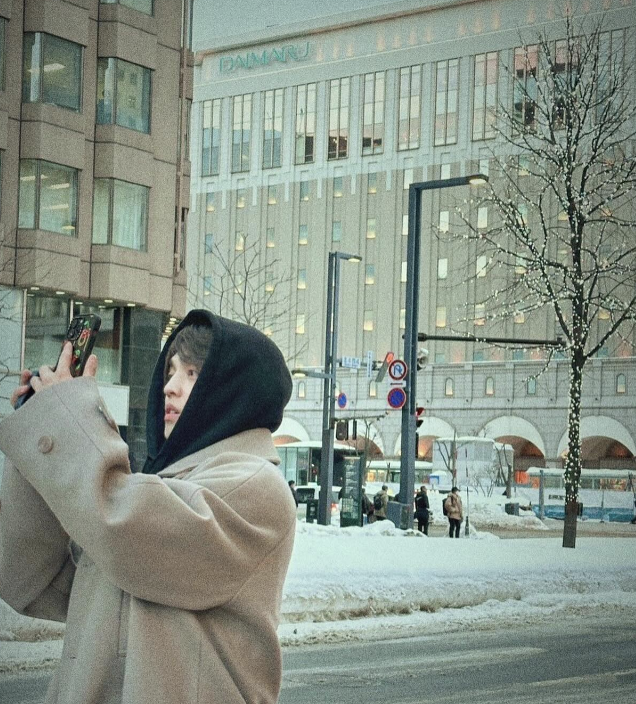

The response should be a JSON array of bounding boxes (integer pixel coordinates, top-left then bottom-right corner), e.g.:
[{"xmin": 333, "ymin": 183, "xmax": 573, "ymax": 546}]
[{"xmin": 0, "ymin": 310, "xmax": 296, "ymax": 704}]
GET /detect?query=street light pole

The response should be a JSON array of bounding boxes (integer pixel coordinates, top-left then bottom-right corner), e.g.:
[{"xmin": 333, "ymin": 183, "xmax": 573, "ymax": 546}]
[
  {"xmin": 400, "ymin": 174, "xmax": 488, "ymax": 527},
  {"xmin": 318, "ymin": 251, "xmax": 361, "ymax": 526}
]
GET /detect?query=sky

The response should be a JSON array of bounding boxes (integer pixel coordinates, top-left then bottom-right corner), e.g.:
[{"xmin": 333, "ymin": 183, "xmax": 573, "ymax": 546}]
[
  {"xmin": 192, "ymin": 0, "xmax": 405, "ymax": 50},
  {"xmin": 2, "ymin": 504, "xmax": 635, "ymax": 672}
]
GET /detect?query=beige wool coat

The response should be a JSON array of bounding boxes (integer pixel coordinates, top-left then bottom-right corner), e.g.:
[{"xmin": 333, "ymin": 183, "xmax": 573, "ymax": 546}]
[{"xmin": 0, "ymin": 377, "xmax": 296, "ymax": 704}]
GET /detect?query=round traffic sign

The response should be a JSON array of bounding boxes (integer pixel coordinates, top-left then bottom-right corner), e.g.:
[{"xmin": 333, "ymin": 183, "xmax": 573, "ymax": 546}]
[
  {"xmin": 337, "ymin": 392, "xmax": 347, "ymax": 409},
  {"xmin": 387, "ymin": 387, "xmax": 407, "ymax": 409},
  {"xmin": 388, "ymin": 358, "xmax": 408, "ymax": 381}
]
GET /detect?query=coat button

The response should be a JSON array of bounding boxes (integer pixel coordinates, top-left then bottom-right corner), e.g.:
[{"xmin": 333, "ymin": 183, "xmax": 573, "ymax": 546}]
[{"xmin": 37, "ymin": 436, "xmax": 54, "ymax": 454}]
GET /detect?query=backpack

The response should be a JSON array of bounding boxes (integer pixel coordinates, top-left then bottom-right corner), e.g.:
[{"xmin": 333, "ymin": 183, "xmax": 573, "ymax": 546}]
[
  {"xmin": 442, "ymin": 496, "xmax": 450, "ymax": 516},
  {"xmin": 373, "ymin": 494, "xmax": 383, "ymax": 511}
]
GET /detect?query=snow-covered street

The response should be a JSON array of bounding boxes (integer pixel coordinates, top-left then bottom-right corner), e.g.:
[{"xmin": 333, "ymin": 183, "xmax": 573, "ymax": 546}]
[{"xmin": 2, "ymin": 511, "xmax": 635, "ymax": 674}]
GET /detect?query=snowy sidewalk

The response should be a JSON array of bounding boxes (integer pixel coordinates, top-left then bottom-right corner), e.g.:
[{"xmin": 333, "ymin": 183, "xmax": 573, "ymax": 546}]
[{"xmin": 2, "ymin": 519, "xmax": 636, "ymax": 672}]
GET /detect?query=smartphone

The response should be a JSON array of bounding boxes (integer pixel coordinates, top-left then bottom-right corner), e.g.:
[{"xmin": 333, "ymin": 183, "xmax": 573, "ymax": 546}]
[{"xmin": 14, "ymin": 314, "xmax": 101, "ymax": 409}]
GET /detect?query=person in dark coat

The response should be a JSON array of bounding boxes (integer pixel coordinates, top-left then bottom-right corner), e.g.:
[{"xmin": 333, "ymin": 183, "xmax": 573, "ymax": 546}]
[
  {"xmin": 288, "ymin": 480, "xmax": 299, "ymax": 507},
  {"xmin": 414, "ymin": 485, "xmax": 430, "ymax": 535}
]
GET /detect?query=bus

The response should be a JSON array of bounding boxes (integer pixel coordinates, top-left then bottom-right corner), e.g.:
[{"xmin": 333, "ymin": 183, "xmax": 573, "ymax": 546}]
[
  {"xmin": 276, "ymin": 440, "xmax": 361, "ymax": 503},
  {"xmin": 519, "ymin": 467, "xmax": 636, "ymax": 522},
  {"xmin": 364, "ymin": 459, "xmax": 434, "ymax": 497}
]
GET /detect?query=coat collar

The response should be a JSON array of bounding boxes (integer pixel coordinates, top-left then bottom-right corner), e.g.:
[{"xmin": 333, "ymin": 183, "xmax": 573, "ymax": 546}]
[{"xmin": 158, "ymin": 428, "xmax": 281, "ymax": 478}]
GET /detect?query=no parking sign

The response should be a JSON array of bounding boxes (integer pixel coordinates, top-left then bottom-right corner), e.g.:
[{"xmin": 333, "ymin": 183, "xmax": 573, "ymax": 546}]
[{"xmin": 387, "ymin": 386, "xmax": 407, "ymax": 410}]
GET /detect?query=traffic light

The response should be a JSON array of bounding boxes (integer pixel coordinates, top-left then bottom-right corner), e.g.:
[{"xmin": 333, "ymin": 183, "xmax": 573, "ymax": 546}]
[{"xmin": 335, "ymin": 420, "xmax": 349, "ymax": 441}]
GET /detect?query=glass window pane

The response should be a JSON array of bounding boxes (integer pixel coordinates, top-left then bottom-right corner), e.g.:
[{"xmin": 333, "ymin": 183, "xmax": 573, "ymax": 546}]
[
  {"xmin": 22, "ymin": 33, "xmax": 41, "ymax": 103},
  {"xmin": 42, "ymin": 34, "xmax": 82, "ymax": 111},
  {"xmin": 39, "ymin": 161, "xmax": 77, "ymax": 235},
  {"xmin": 112, "ymin": 180, "xmax": 148, "ymax": 250},
  {"xmin": 97, "ymin": 58, "xmax": 115, "ymax": 124},
  {"xmin": 92, "ymin": 179, "xmax": 110, "ymax": 244},
  {"xmin": 24, "ymin": 295, "xmax": 70, "ymax": 370},
  {"xmin": 115, "ymin": 60, "xmax": 151, "ymax": 133},
  {"xmin": 0, "ymin": 20, "xmax": 5, "ymax": 92},
  {"xmin": 18, "ymin": 160, "xmax": 37, "ymax": 229}
]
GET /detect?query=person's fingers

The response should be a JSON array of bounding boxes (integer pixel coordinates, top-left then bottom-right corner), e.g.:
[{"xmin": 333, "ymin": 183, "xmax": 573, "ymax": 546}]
[
  {"xmin": 10, "ymin": 384, "xmax": 30, "ymax": 407},
  {"xmin": 83, "ymin": 354, "xmax": 98, "ymax": 378},
  {"xmin": 57, "ymin": 341, "xmax": 73, "ymax": 372}
]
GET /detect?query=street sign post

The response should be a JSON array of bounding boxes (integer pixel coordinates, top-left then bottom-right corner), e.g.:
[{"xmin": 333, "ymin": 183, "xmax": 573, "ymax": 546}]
[{"xmin": 365, "ymin": 350, "xmax": 374, "ymax": 379}]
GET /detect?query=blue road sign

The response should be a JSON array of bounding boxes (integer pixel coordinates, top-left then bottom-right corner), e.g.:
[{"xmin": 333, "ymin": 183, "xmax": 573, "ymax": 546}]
[
  {"xmin": 337, "ymin": 392, "xmax": 347, "ymax": 409},
  {"xmin": 387, "ymin": 387, "xmax": 407, "ymax": 409}
]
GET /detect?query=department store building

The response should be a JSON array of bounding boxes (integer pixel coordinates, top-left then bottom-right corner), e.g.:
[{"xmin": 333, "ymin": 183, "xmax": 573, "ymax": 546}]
[{"xmin": 188, "ymin": 0, "xmax": 635, "ymax": 470}]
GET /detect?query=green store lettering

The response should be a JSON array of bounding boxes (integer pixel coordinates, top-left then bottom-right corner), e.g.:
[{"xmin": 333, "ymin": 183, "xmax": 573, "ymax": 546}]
[{"xmin": 219, "ymin": 42, "xmax": 311, "ymax": 73}]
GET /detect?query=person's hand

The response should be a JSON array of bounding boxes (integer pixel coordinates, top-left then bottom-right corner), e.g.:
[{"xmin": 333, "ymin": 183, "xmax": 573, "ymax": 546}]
[
  {"xmin": 30, "ymin": 342, "xmax": 99, "ymax": 394},
  {"xmin": 10, "ymin": 368, "xmax": 34, "ymax": 407}
]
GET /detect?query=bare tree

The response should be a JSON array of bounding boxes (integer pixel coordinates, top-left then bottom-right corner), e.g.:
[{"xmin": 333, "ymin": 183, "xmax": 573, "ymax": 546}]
[
  {"xmin": 190, "ymin": 232, "xmax": 308, "ymax": 365},
  {"xmin": 460, "ymin": 13, "xmax": 636, "ymax": 546}
]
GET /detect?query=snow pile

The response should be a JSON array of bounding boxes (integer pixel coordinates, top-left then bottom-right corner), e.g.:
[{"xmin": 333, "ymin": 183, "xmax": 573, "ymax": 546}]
[{"xmin": 468, "ymin": 502, "xmax": 548, "ymax": 531}]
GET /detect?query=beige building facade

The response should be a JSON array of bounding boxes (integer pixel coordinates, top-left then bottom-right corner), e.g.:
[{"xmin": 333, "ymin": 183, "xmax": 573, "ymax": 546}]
[
  {"xmin": 0, "ymin": 0, "xmax": 193, "ymax": 466},
  {"xmin": 188, "ymin": 0, "xmax": 635, "ymax": 470}
]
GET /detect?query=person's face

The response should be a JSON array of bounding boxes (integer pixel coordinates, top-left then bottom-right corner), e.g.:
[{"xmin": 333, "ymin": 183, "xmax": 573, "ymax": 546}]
[{"xmin": 163, "ymin": 353, "xmax": 200, "ymax": 439}]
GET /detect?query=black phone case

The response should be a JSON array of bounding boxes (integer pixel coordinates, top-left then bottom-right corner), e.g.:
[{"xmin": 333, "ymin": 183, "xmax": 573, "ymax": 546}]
[{"xmin": 14, "ymin": 314, "xmax": 101, "ymax": 409}]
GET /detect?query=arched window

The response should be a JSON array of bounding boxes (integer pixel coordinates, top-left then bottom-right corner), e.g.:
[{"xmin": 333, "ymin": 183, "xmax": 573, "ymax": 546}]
[
  {"xmin": 485, "ymin": 376, "xmax": 495, "ymax": 396},
  {"xmin": 297, "ymin": 381, "xmax": 306, "ymax": 399},
  {"xmin": 527, "ymin": 377, "xmax": 537, "ymax": 395},
  {"xmin": 616, "ymin": 373, "xmax": 626, "ymax": 394},
  {"xmin": 444, "ymin": 378, "xmax": 454, "ymax": 396}
]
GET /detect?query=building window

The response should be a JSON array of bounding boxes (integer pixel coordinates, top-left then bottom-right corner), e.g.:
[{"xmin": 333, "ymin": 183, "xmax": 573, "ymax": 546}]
[
  {"xmin": 331, "ymin": 221, "xmax": 342, "ymax": 242},
  {"xmin": 553, "ymin": 39, "xmax": 579, "ymax": 127},
  {"xmin": 264, "ymin": 270, "xmax": 275, "ymax": 292},
  {"xmin": 527, "ymin": 377, "xmax": 537, "ymax": 395},
  {"xmin": 298, "ymin": 224, "xmax": 308, "ymax": 245},
  {"xmin": 236, "ymin": 187, "xmax": 247, "ymax": 209},
  {"xmin": 297, "ymin": 269, "xmax": 307, "ymax": 290},
  {"xmin": 513, "ymin": 45, "xmax": 538, "ymax": 130},
  {"xmin": 202, "ymin": 99, "xmax": 221, "ymax": 176},
  {"xmin": 444, "ymin": 378, "xmax": 454, "ymax": 396},
  {"xmin": 363, "ymin": 310, "xmax": 374, "ymax": 332},
  {"xmin": 397, "ymin": 65, "xmax": 421, "ymax": 150},
  {"xmin": 263, "ymin": 88, "xmax": 283, "ymax": 169},
  {"xmin": 97, "ymin": 58, "xmax": 151, "ymax": 133},
  {"xmin": 440, "ymin": 163, "xmax": 451, "ymax": 179},
  {"xmin": 231, "ymin": 94, "xmax": 252, "ymax": 172},
  {"xmin": 92, "ymin": 178, "xmax": 149, "ymax": 250},
  {"xmin": 299, "ymin": 180, "xmax": 309, "ymax": 201},
  {"xmin": 100, "ymin": 0, "xmax": 153, "ymax": 14},
  {"xmin": 514, "ymin": 311, "xmax": 525, "ymax": 324},
  {"xmin": 477, "ymin": 206, "xmax": 488, "ymax": 230},
  {"xmin": 435, "ymin": 353, "xmax": 445, "ymax": 363},
  {"xmin": 296, "ymin": 314, "xmax": 305, "ymax": 334},
  {"xmin": 23, "ymin": 33, "xmax": 83, "ymax": 112},
  {"xmin": 267, "ymin": 185, "xmax": 277, "ymax": 205},
  {"xmin": 434, "ymin": 59, "xmax": 459, "ymax": 146},
  {"xmin": 474, "ymin": 303, "xmax": 485, "ymax": 325},
  {"xmin": 436, "ymin": 306, "xmax": 447, "ymax": 328},
  {"xmin": 206, "ymin": 191, "xmax": 216, "ymax": 212},
  {"xmin": 402, "ymin": 214, "xmax": 409, "ymax": 236},
  {"xmin": 438, "ymin": 258, "xmax": 448, "ymax": 279},
  {"xmin": 472, "ymin": 52, "xmax": 498, "ymax": 140},
  {"xmin": 399, "ymin": 308, "xmax": 405, "ymax": 329},
  {"xmin": 19, "ymin": 160, "xmax": 78, "ymax": 235},
  {"xmin": 476, "ymin": 254, "xmax": 488, "ymax": 277},
  {"xmin": 597, "ymin": 30, "xmax": 626, "ymax": 122},
  {"xmin": 366, "ymin": 218, "xmax": 376, "ymax": 239},
  {"xmin": 485, "ymin": 376, "xmax": 495, "ymax": 396},
  {"xmin": 401, "ymin": 261, "xmax": 407, "ymax": 282},
  {"xmin": 266, "ymin": 227, "xmax": 275, "ymax": 248},
  {"xmin": 362, "ymin": 71, "xmax": 385, "ymax": 155},
  {"xmin": 297, "ymin": 381, "xmax": 306, "ymax": 399},
  {"xmin": 333, "ymin": 176, "xmax": 343, "ymax": 197},
  {"xmin": 403, "ymin": 168, "xmax": 413, "ymax": 189},
  {"xmin": 438, "ymin": 210, "xmax": 450, "ymax": 233},
  {"xmin": 368, "ymin": 172, "xmax": 378, "ymax": 194},
  {"xmin": 515, "ymin": 255, "xmax": 527, "ymax": 275},
  {"xmin": 205, "ymin": 233, "xmax": 213, "ymax": 253},
  {"xmin": 365, "ymin": 264, "xmax": 375, "ymax": 285},
  {"xmin": 369, "ymin": 381, "xmax": 377, "ymax": 398},
  {"xmin": 235, "ymin": 232, "xmax": 244, "ymax": 251},
  {"xmin": 328, "ymin": 77, "xmax": 350, "ymax": 160},
  {"xmin": 295, "ymin": 83, "xmax": 316, "ymax": 164},
  {"xmin": 203, "ymin": 276, "xmax": 213, "ymax": 295},
  {"xmin": 616, "ymin": 373, "xmax": 626, "ymax": 394}
]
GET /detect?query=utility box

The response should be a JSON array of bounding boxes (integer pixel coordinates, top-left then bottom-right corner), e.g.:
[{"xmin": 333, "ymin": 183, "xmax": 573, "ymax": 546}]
[
  {"xmin": 386, "ymin": 501, "xmax": 411, "ymax": 530},
  {"xmin": 504, "ymin": 502, "xmax": 520, "ymax": 516},
  {"xmin": 305, "ymin": 499, "xmax": 318, "ymax": 523}
]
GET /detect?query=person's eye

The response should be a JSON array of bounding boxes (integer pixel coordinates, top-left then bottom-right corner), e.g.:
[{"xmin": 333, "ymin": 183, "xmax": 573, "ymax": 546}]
[{"xmin": 187, "ymin": 368, "xmax": 199, "ymax": 378}]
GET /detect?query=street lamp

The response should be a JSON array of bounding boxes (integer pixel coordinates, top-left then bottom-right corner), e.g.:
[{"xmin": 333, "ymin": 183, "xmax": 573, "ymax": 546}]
[
  {"xmin": 312, "ymin": 250, "xmax": 362, "ymax": 526},
  {"xmin": 400, "ymin": 174, "xmax": 489, "ymax": 526}
]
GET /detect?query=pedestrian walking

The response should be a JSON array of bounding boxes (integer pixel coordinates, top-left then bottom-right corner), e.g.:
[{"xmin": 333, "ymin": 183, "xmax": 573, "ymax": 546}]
[
  {"xmin": 414, "ymin": 485, "xmax": 430, "ymax": 535},
  {"xmin": 289, "ymin": 479, "xmax": 299, "ymax": 506},
  {"xmin": 373, "ymin": 484, "xmax": 389, "ymax": 520},
  {"xmin": 0, "ymin": 310, "xmax": 296, "ymax": 704},
  {"xmin": 446, "ymin": 486, "xmax": 463, "ymax": 538}
]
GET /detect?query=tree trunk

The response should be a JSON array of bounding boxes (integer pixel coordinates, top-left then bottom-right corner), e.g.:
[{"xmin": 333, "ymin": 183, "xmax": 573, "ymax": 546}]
[{"xmin": 563, "ymin": 354, "xmax": 584, "ymax": 548}]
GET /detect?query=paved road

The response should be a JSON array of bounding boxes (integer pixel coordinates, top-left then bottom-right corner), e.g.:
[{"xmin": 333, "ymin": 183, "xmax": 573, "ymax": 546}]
[{"xmin": 2, "ymin": 612, "xmax": 634, "ymax": 703}]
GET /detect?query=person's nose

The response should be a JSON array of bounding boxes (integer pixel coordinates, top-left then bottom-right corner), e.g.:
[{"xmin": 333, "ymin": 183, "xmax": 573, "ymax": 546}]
[{"xmin": 164, "ymin": 373, "xmax": 181, "ymax": 397}]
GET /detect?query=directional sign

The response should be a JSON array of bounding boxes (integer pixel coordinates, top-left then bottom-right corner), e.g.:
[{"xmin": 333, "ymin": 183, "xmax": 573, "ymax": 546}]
[
  {"xmin": 337, "ymin": 392, "xmax": 347, "ymax": 409},
  {"xmin": 365, "ymin": 350, "xmax": 374, "ymax": 380},
  {"xmin": 388, "ymin": 358, "xmax": 408, "ymax": 381},
  {"xmin": 387, "ymin": 387, "xmax": 407, "ymax": 410},
  {"xmin": 340, "ymin": 356, "xmax": 361, "ymax": 369}
]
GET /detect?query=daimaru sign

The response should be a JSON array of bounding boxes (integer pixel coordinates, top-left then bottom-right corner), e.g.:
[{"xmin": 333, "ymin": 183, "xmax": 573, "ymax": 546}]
[{"xmin": 219, "ymin": 42, "xmax": 311, "ymax": 73}]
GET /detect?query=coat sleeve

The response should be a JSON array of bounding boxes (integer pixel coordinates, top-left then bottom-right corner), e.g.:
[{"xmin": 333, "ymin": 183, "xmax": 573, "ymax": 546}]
[
  {"xmin": 0, "ymin": 458, "xmax": 74, "ymax": 621},
  {"xmin": 0, "ymin": 377, "xmax": 296, "ymax": 612}
]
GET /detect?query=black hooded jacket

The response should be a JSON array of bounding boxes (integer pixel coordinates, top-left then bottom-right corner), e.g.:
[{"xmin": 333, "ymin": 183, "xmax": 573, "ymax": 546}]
[{"xmin": 143, "ymin": 310, "xmax": 292, "ymax": 474}]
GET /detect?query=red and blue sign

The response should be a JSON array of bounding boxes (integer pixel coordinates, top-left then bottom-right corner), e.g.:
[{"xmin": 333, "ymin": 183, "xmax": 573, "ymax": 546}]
[
  {"xmin": 337, "ymin": 392, "xmax": 347, "ymax": 409},
  {"xmin": 387, "ymin": 387, "xmax": 407, "ymax": 410}
]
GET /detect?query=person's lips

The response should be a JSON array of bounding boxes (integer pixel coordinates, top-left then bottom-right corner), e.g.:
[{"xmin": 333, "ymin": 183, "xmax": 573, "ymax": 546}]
[{"xmin": 164, "ymin": 404, "xmax": 180, "ymax": 423}]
